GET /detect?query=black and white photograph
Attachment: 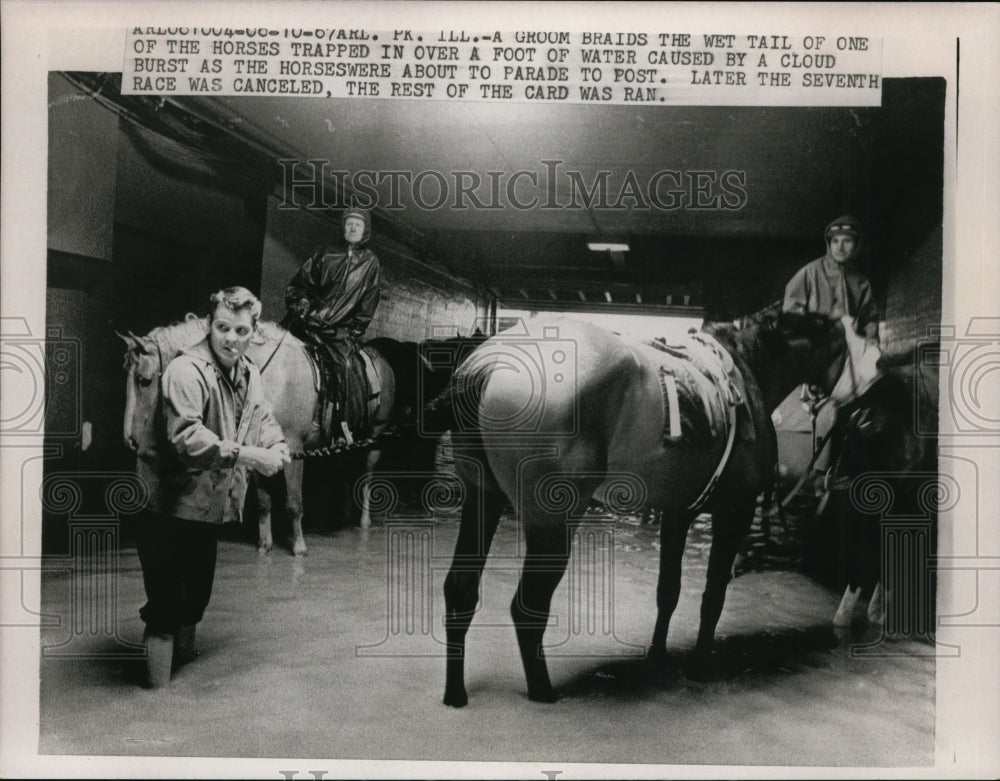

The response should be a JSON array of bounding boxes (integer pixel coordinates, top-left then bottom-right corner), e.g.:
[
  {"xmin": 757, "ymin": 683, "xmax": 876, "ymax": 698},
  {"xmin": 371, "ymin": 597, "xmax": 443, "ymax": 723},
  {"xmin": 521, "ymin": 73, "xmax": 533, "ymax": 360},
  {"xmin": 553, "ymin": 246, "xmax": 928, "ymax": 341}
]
[{"xmin": 1, "ymin": 2, "xmax": 998, "ymax": 778}]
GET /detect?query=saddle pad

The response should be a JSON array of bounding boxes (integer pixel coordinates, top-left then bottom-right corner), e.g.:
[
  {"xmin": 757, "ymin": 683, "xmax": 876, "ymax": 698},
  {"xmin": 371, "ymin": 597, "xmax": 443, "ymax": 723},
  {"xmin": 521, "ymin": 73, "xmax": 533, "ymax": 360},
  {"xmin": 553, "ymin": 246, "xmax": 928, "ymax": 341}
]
[
  {"xmin": 646, "ymin": 332, "xmax": 755, "ymax": 446},
  {"xmin": 658, "ymin": 365, "xmax": 716, "ymax": 444}
]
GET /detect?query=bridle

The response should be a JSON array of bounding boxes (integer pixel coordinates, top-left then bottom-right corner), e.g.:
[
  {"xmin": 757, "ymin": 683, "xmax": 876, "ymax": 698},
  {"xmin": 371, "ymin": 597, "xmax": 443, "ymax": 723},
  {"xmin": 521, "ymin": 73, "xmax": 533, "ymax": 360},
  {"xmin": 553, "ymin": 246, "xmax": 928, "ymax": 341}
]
[{"xmin": 255, "ymin": 328, "xmax": 288, "ymax": 375}]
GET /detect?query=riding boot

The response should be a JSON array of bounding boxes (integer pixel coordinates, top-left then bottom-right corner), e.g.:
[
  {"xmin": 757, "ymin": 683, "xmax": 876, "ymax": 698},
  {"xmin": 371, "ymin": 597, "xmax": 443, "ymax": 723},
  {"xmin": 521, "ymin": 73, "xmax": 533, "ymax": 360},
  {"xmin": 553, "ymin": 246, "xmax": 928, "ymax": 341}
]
[
  {"xmin": 144, "ymin": 628, "xmax": 174, "ymax": 688},
  {"xmin": 174, "ymin": 623, "xmax": 197, "ymax": 666}
]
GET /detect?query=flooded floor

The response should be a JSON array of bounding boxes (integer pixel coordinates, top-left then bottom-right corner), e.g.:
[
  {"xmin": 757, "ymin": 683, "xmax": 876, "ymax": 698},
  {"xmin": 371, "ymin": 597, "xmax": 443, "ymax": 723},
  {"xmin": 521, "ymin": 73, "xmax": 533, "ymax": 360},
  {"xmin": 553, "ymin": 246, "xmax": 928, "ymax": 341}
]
[{"xmin": 38, "ymin": 511, "xmax": 935, "ymax": 768}]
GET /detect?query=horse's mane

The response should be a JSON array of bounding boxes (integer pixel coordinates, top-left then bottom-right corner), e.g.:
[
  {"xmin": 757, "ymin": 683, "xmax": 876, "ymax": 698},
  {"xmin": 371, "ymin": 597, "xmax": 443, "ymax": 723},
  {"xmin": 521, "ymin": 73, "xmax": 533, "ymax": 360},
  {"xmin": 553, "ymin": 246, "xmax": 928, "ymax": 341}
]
[
  {"xmin": 255, "ymin": 319, "xmax": 301, "ymax": 347},
  {"xmin": 704, "ymin": 301, "xmax": 840, "ymax": 372},
  {"xmin": 143, "ymin": 315, "xmax": 209, "ymax": 362},
  {"xmin": 703, "ymin": 301, "xmax": 783, "ymax": 365}
]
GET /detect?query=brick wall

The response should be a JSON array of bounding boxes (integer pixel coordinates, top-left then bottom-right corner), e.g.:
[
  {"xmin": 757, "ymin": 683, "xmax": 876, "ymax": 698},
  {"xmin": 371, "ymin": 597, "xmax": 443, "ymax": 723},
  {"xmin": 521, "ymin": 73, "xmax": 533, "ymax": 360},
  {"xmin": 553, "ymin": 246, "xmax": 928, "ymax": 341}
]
[{"xmin": 879, "ymin": 224, "xmax": 942, "ymax": 423}]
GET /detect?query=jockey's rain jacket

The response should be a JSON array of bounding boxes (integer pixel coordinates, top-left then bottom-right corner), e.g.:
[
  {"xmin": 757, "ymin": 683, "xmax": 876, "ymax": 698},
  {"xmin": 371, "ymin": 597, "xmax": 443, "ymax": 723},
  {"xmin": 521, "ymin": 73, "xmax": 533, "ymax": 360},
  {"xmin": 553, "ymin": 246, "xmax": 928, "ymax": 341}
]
[
  {"xmin": 783, "ymin": 255, "xmax": 880, "ymax": 339},
  {"xmin": 284, "ymin": 245, "xmax": 382, "ymax": 339}
]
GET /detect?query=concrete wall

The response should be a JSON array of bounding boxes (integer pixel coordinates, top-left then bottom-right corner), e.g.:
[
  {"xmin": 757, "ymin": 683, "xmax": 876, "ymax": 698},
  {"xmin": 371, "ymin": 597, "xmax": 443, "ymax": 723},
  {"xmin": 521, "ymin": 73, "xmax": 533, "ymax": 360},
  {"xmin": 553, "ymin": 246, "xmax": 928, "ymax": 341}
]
[{"xmin": 48, "ymin": 75, "xmax": 119, "ymax": 261}]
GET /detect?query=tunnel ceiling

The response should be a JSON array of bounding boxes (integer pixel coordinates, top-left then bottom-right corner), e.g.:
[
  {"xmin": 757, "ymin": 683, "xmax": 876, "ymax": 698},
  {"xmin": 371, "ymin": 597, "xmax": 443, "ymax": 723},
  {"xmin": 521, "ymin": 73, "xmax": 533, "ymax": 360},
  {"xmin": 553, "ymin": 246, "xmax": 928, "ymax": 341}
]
[{"xmin": 77, "ymin": 73, "xmax": 943, "ymax": 321}]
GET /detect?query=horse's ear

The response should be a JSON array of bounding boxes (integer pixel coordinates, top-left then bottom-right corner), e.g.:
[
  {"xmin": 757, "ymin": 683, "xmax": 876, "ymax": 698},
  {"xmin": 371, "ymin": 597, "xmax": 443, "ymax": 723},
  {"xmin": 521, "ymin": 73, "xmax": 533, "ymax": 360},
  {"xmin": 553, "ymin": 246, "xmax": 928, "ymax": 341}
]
[
  {"xmin": 185, "ymin": 312, "xmax": 201, "ymax": 322},
  {"xmin": 127, "ymin": 331, "xmax": 152, "ymax": 354},
  {"xmin": 114, "ymin": 330, "xmax": 135, "ymax": 348}
]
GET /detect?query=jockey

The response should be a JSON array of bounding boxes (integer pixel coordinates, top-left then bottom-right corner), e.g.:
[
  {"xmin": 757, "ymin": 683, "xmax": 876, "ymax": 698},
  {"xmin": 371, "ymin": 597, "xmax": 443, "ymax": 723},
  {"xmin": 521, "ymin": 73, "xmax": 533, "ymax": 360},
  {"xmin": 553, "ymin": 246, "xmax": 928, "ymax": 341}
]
[
  {"xmin": 284, "ymin": 207, "xmax": 382, "ymax": 444},
  {"xmin": 782, "ymin": 215, "xmax": 882, "ymax": 495},
  {"xmin": 783, "ymin": 214, "xmax": 880, "ymax": 346}
]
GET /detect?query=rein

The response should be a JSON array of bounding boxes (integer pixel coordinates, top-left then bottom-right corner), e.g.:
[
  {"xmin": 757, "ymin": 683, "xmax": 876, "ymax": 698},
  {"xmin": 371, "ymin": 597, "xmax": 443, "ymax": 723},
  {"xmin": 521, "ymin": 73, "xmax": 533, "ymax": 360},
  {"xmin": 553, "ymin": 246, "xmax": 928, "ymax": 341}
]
[
  {"xmin": 778, "ymin": 424, "xmax": 837, "ymax": 509},
  {"xmin": 778, "ymin": 322, "xmax": 882, "ymax": 509},
  {"xmin": 256, "ymin": 328, "xmax": 288, "ymax": 375}
]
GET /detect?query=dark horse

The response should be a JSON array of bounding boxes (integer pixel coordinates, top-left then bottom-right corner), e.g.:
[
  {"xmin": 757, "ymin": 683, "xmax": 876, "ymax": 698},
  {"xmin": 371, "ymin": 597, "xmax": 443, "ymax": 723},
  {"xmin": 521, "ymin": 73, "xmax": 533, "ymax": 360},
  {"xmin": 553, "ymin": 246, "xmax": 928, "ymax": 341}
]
[
  {"xmin": 431, "ymin": 308, "xmax": 862, "ymax": 706},
  {"xmin": 825, "ymin": 362, "xmax": 935, "ymax": 628},
  {"xmin": 120, "ymin": 315, "xmax": 397, "ymax": 554}
]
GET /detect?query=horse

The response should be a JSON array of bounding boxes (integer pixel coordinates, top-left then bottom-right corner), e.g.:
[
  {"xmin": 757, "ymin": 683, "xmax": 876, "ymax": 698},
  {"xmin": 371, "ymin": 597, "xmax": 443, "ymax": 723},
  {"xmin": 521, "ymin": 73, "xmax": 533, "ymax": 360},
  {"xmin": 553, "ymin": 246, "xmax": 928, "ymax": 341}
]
[
  {"xmin": 430, "ymin": 308, "xmax": 865, "ymax": 706},
  {"xmin": 119, "ymin": 315, "xmax": 397, "ymax": 555},
  {"xmin": 825, "ymin": 363, "xmax": 934, "ymax": 628}
]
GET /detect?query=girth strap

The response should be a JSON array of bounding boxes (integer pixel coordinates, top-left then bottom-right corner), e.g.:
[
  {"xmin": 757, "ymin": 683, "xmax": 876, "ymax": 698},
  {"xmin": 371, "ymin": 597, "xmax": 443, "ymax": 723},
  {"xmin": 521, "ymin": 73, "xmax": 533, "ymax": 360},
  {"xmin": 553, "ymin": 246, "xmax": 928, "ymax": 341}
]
[{"xmin": 648, "ymin": 331, "xmax": 746, "ymax": 513}]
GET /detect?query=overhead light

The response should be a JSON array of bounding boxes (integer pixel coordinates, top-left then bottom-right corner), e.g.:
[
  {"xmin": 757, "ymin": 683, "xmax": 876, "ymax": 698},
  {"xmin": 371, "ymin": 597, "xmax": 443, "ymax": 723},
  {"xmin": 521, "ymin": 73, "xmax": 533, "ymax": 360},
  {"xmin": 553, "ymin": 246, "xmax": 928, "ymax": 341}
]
[{"xmin": 588, "ymin": 242, "xmax": 630, "ymax": 252}]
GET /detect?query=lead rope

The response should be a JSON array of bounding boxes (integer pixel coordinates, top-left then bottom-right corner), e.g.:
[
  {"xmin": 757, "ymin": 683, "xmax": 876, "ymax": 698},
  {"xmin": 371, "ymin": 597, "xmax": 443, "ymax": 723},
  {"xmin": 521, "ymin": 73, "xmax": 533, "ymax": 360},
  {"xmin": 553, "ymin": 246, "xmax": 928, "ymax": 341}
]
[{"xmin": 289, "ymin": 423, "xmax": 415, "ymax": 459}]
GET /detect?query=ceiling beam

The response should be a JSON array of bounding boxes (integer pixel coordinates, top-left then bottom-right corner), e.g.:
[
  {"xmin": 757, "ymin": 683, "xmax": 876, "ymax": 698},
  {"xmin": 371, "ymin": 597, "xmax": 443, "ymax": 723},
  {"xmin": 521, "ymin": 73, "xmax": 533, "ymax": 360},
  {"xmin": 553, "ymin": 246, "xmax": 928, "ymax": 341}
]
[{"xmin": 495, "ymin": 296, "xmax": 704, "ymax": 317}]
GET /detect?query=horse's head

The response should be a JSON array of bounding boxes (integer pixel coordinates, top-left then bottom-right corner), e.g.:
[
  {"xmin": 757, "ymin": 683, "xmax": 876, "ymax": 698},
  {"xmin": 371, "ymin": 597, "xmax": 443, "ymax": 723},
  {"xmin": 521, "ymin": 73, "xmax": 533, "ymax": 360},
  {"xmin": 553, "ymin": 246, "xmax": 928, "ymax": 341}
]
[
  {"xmin": 117, "ymin": 330, "xmax": 162, "ymax": 452},
  {"xmin": 771, "ymin": 311, "xmax": 850, "ymax": 397}
]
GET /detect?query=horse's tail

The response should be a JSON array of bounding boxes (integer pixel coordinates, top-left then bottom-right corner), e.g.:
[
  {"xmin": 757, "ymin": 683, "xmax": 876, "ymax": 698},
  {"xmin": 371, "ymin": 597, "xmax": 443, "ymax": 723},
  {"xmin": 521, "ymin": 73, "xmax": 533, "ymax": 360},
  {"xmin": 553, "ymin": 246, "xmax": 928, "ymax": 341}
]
[{"xmin": 422, "ymin": 359, "xmax": 490, "ymax": 437}]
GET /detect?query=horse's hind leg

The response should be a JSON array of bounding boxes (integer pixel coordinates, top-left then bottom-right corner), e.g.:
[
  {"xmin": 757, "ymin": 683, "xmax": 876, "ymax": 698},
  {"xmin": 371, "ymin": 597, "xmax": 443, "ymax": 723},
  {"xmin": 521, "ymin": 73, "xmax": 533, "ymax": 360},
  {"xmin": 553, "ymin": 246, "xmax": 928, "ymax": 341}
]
[
  {"xmin": 256, "ymin": 477, "xmax": 274, "ymax": 554},
  {"xmin": 443, "ymin": 488, "xmax": 505, "ymax": 708},
  {"xmin": 357, "ymin": 447, "xmax": 381, "ymax": 529},
  {"xmin": 511, "ymin": 526, "xmax": 573, "ymax": 703},
  {"xmin": 649, "ymin": 510, "xmax": 696, "ymax": 664},
  {"xmin": 284, "ymin": 457, "xmax": 307, "ymax": 556},
  {"xmin": 693, "ymin": 500, "xmax": 755, "ymax": 671}
]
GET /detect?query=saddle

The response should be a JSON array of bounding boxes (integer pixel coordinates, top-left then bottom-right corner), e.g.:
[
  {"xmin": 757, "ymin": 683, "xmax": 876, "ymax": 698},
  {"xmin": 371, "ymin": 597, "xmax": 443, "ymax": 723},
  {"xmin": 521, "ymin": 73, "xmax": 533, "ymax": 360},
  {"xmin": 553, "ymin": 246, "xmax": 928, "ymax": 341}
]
[
  {"xmin": 304, "ymin": 344, "xmax": 382, "ymax": 445},
  {"xmin": 646, "ymin": 332, "xmax": 755, "ymax": 447}
]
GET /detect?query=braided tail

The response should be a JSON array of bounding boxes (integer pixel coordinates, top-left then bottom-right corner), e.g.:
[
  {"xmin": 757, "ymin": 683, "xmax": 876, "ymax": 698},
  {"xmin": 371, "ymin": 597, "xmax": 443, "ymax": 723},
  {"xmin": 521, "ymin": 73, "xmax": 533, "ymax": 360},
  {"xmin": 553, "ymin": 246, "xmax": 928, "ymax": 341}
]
[{"xmin": 421, "ymin": 360, "xmax": 490, "ymax": 437}]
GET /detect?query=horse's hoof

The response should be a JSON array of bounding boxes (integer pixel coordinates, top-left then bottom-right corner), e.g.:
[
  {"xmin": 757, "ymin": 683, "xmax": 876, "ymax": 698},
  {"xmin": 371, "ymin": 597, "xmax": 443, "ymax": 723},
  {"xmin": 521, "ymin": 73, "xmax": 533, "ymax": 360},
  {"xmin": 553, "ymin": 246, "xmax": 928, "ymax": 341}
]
[
  {"xmin": 527, "ymin": 687, "xmax": 559, "ymax": 704},
  {"xmin": 257, "ymin": 544, "xmax": 272, "ymax": 555},
  {"xmin": 292, "ymin": 542, "xmax": 307, "ymax": 557},
  {"xmin": 443, "ymin": 690, "xmax": 468, "ymax": 708},
  {"xmin": 687, "ymin": 654, "xmax": 715, "ymax": 681},
  {"xmin": 646, "ymin": 645, "xmax": 668, "ymax": 666}
]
